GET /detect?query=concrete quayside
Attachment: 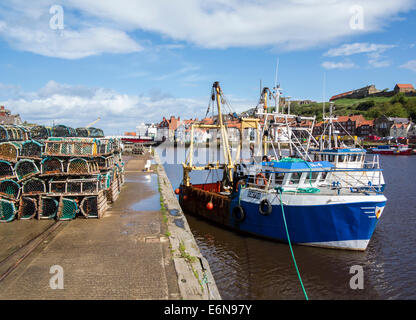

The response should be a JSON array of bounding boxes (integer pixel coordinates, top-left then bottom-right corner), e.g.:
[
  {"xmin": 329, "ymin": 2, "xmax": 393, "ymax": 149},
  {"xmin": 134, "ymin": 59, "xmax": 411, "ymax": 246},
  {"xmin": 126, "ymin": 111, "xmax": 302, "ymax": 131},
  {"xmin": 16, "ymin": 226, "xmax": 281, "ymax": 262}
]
[{"xmin": 0, "ymin": 151, "xmax": 220, "ymax": 300}]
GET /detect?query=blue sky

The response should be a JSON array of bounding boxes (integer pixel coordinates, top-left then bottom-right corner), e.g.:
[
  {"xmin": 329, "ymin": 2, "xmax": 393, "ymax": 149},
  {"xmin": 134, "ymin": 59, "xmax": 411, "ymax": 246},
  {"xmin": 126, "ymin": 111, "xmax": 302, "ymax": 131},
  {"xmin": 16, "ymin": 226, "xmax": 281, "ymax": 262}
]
[{"xmin": 0, "ymin": 0, "xmax": 415, "ymax": 135}]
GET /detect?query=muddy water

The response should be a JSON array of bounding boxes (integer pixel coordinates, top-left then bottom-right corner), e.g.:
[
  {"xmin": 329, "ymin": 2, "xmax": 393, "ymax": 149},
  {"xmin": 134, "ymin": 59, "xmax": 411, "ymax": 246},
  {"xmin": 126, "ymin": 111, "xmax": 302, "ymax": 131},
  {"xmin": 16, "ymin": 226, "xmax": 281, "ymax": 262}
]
[{"xmin": 159, "ymin": 146, "xmax": 416, "ymax": 300}]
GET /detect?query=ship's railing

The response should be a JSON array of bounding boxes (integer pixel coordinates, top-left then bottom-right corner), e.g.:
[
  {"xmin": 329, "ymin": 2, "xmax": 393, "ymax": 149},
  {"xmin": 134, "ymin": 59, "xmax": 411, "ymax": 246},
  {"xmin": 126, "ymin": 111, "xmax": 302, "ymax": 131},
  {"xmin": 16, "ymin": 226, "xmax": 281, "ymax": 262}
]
[{"xmin": 363, "ymin": 154, "xmax": 380, "ymax": 169}]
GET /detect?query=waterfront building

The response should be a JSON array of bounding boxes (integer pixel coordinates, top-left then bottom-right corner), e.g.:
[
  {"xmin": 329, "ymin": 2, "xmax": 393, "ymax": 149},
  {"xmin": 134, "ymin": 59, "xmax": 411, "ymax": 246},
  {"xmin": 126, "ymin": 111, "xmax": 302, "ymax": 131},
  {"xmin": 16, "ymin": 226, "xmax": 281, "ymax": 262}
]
[
  {"xmin": 374, "ymin": 116, "xmax": 411, "ymax": 137},
  {"xmin": 390, "ymin": 122, "xmax": 414, "ymax": 138}
]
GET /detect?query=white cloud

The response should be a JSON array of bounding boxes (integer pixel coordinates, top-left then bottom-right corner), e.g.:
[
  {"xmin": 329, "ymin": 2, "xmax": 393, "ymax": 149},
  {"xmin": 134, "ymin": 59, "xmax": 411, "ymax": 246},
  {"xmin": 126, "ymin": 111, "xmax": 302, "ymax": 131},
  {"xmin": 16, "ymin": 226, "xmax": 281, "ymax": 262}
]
[
  {"xmin": 0, "ymin": 23, "xmax": 142, "ymax": 59},
  {"xmin": 65, "ymin": 0, "xmax": 414, "ymax": 50},
  {"xmin": 321, "ymin": 61, "xmax": 356, "ymax": 70},
  {"xmin": 0, "ymin": 80, "xmax": 257, "ymax": 134},
  {"xmin": 0, "ymin": 81, "xmax": 213, "ymax": 134},
  {"xmin": 324, "ymin": 43, "xmax": 396, "ymax": 57},
  {"xmin": 367, "ymin": 52, "xmax": 392, "ymax": 68},
  {"xmin": 0, "ymin": 0, "xmax": 414, "ymax": 58},
  {"xmin": 324, "ymin": 42, "xmax": 396, "ymax": 68},
  {"xmin": 400, "ymin": 60, "xmax": 416, "ymax": 72}
]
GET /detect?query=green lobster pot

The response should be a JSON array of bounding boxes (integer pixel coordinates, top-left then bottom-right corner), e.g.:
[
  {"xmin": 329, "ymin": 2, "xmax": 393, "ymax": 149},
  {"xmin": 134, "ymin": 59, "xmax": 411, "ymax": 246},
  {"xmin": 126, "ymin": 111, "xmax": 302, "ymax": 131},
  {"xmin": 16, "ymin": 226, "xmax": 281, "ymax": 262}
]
[
  {"xmin": 0, "ymin": 199, "xmax": 16, "ymax": 223},
  {"xmin": 59, "ymin": 198, "xmax": 79, "ymax": 221}
]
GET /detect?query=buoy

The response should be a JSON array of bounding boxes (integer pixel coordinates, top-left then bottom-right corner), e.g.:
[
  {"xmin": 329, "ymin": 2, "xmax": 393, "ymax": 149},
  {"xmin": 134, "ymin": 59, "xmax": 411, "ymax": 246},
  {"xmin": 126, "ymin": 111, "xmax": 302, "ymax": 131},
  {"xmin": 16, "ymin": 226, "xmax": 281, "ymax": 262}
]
[
  {"xmin": 175, "ymin": 188, "xmax": 180, "ymax": 195},
  {"xmin": 206, "ymin": 202, "xmax": 214, "ymax": 211}
]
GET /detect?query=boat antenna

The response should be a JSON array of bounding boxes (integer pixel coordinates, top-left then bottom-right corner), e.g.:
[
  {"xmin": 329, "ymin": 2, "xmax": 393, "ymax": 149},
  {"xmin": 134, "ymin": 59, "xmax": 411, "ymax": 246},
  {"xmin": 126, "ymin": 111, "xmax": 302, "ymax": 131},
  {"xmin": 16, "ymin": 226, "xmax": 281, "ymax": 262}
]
[
  {"xmin": 274, "ymin": 58, "xmax": 279, "ymax": 113},
  {"xmin": 322, "ymin": 72, "xmax": 326, "ymax": 119}
]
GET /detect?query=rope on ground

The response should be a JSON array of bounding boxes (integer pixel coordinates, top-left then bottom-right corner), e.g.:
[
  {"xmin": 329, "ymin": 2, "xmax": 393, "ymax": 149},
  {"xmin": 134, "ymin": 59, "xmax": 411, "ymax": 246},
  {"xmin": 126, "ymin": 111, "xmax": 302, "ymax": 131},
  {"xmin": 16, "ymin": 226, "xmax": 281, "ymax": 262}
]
[{"xmin": 277, "ymin": 187, "xmax": 309, "ymax": 300}]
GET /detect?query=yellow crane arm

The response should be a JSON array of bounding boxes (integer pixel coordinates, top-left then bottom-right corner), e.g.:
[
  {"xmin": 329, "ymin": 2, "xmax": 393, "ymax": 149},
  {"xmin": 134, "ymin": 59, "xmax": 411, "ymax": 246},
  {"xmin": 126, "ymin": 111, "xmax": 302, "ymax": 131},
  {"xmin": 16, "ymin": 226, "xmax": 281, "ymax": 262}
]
[{"xmin": 85, "ymin": 117, "xmax": 101, "ymax": 128}]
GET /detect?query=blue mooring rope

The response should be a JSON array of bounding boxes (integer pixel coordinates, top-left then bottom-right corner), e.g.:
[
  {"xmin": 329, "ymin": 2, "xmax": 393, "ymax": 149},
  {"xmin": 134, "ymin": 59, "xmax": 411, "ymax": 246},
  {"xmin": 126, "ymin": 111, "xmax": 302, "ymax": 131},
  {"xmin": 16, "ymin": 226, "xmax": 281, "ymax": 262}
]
[{"xmin": 277, "ymin": 188, "xmax": 309, "ymax": 300}]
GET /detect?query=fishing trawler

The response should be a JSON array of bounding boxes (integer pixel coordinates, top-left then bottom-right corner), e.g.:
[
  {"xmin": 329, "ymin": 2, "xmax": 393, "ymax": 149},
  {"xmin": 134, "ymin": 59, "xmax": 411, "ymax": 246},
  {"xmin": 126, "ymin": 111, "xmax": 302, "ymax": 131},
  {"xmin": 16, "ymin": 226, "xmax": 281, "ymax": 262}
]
[{"xmin": 178, "ymin": 82, "xmax": 387, "ymax": 250}]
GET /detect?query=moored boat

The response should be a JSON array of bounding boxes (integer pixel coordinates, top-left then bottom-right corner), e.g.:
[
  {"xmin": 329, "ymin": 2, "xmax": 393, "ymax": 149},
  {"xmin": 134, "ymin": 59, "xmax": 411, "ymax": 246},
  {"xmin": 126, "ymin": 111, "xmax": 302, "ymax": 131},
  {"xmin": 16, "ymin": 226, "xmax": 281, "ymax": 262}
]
[
  {"xmin": 370, "ymin": 144, "xmax": 412, "ymax": 155},
  {"xmin": 178, "ymin": 82, "xmax": 387, "ymax": 251}
]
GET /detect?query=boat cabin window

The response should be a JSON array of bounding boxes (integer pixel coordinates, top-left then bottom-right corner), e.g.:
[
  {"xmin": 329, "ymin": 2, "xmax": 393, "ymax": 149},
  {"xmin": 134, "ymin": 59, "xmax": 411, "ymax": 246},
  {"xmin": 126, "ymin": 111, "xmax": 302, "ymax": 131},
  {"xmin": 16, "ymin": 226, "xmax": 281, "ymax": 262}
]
[
  {"xmin": 338, "ymin": 155, "xmax": 345, "ymax": 162},
  {"xmin": 275, "ymin": 172, "xmax": 285, "ymax": 185},
  {"xmin": 289, "ymin": 172, "xmax": 302, "ymax": 185},
  {"xmin": 321, "ymin": 171, "xmax": 329, "ymax": 182},
  {"xmin": 350, "ymin": 154, "xmax": 357, "ymax": 162},
  {"xmin": 328, "ymin": 154, "xmax": 335, "ymax": 162},
  {"xmin": 308, "ymin": 171, "xmax": 320, "ymax": 183}
]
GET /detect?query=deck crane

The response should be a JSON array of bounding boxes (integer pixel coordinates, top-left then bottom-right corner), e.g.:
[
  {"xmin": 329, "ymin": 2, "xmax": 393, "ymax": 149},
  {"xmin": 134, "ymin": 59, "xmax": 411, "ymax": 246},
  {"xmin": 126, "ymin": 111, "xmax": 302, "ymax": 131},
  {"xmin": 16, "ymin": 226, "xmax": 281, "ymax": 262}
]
[{"xmin": 85, "ymin": 117, "xmax": 101, "ymax": 128}]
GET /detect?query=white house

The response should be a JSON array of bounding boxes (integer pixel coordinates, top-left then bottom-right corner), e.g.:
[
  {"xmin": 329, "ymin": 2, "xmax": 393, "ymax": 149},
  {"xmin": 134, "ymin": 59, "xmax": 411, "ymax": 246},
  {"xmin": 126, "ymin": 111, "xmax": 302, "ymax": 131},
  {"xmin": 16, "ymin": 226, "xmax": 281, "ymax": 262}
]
[
  {"xmin": 147, "ymin": 125, "xmax": 157, "ymax": 139},
  {"xmin": 390, "ymin": 122, "xmax": 413, "ymax": 138},
  {"xmin": 136, "ymin": 123, "xmax": 148, "ymax": 137}
]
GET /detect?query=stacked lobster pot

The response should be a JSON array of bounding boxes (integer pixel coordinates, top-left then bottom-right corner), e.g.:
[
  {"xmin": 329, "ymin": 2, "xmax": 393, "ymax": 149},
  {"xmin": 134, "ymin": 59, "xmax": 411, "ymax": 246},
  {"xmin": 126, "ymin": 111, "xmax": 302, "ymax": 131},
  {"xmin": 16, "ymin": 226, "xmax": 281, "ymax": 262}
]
[
  {"xmin": 0, "ymin": 124, "xmax": 124, "ymax": 222},
  {"xmin": 0, "ymin": 125, "xmax": 30, "ymax": 222}
]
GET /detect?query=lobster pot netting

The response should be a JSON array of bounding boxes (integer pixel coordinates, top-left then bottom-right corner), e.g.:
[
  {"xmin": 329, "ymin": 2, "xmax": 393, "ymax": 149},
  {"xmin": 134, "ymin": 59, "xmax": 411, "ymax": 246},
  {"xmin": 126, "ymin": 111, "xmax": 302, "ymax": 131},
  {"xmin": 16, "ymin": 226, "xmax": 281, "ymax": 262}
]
[
  {"xmin": 19, "ymin": 197, "xmax": 37, "ymax": 220},
  {"xmin": 15, "ymin": 160, "xmax": 40, "ymax": 180},
  {"xmin": 0, "ymin": 142, "xmax": 21, "ymax": 162},
  {"xmin": 101, "ymin": 172, "xmax": 112, "ymax": 190},
  {"xmin": 23, "ymin": 178, "xmax": 46, "ymax": 194},
  {"xmin": 0, "ymin": 180, "xmax": 21, "ymax": 200},
  {"xmin": 41, "ymin": 158, "xmax": 64, "ymax": 174},
  {"xmin": 49, "ymin": 179, "xmax": 101, "ymax": 195},
  {"xmin": 30, "ymin": 126, "xmax": 51, "ymax": 141},
  {"xmin": 52, "ymin": 125, "xmax": 77, "ymax": 138},
  {"xmin": 0, "ymin": 126, "xmax": 7, "ymax": 142},
  {"xmin": 97, "ymin": 157, "xmax": 107, "ymax": 170},
  {"xmin": 0, "ymin": 160, "xmax": 14, "ymax": 179},
  {"xmin": 49, "ymin": 180, "xmax": 66, "ymax": 194},
  {"xmin": 0, "ymin": 199, "xmax": 16, "ymax": 222},
  {"xmin": 76, "ymin": 128, "xmax": 89, "ymax": 137},
  {"xmin": 67, "ymin": 158, "xmax": 89, "ymax": 174},
  {"xmin": 16, "ymin": 127, "xmax": 29, "ymax": 140},
  {"xmin": 59, "ymin": 198, "xmax": 78, "ymax": 220},
  {"xmin": 40, "ymin": 197, "xmax": 59, "ymax": 219},
  {"xmin": 45, "ymin": 141, "xmax": 97, "ymax": 156},
  {"xmin": 67, "ymin": 158, "xmax": 99, "ymax": 174},
  {"xmin": 5, "ymin": 127, "xmax": 20, "ymax": 141},
  {"xmin": 83, "ymin": 180, "xmax": 100, "ymax": 193},
  {"xmin": 21, "ymin": 140, "xmax": 43, "ymax": 158},
  {"xmin": 80, "ymin": 196, "xmax": 98, "ymax": 218},
  {"xmin": 68, "ymin": 179, "xmax": 100, "ymax": 194},
  {"xmin": 88, "ymin": 128, "xmax": 104, "ymax": 138},
  {"xmin": 67, "ymin": 181, "xmax": 81, "ymax": 193}
]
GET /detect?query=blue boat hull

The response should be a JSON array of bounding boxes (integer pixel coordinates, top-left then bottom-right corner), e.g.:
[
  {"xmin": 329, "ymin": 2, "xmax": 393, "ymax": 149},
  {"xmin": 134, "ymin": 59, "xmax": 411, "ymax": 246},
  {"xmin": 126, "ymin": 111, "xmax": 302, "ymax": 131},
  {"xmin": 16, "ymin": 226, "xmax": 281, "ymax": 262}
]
[{"xmin": 230, "ymin": 197, "xmax": 386, "ymax": 251}]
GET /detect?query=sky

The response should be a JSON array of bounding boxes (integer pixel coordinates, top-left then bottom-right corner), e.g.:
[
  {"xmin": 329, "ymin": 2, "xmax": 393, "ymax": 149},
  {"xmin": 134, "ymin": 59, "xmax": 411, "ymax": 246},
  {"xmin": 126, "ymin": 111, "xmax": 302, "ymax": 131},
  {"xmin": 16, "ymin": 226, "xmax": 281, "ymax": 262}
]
[{"xmin": 0, "ymin": 0, "xmax": 415, "ymax": 135}]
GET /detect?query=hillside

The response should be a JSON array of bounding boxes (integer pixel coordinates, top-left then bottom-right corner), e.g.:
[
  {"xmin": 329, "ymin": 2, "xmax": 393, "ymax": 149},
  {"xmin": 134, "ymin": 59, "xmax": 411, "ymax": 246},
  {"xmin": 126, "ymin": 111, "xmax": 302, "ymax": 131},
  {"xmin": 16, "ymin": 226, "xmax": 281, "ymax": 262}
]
[{"xmin": 290, "ymin": 93, "xmax": 416, "ymax": 121}]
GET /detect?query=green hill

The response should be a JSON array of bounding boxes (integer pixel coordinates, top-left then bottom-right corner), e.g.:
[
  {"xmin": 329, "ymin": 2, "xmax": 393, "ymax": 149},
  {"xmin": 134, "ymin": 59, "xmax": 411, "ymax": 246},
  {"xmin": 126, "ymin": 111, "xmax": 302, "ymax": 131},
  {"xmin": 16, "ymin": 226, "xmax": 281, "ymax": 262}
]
[{"xmin": 291, "ymin": 93, "xmax": 416, "ymax": 121}]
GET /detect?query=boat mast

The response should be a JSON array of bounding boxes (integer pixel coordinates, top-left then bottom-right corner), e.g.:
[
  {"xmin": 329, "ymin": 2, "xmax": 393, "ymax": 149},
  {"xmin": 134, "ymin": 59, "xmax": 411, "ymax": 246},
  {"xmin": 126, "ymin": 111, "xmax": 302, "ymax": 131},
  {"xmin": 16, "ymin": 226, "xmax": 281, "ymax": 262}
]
[{"xmin": 213, "ymin": 81, "xmax": 234, "ymax": 182}]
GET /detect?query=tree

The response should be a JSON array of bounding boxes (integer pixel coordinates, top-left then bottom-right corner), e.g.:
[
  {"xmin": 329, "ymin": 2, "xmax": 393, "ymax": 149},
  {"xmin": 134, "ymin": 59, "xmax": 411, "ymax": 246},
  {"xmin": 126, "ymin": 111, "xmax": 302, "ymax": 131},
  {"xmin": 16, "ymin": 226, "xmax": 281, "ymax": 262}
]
[
  {"xmin": 357, "ymin": 100, "xmax": 375, "ymax": 111},
  {"xmin": 390, "ymin": 93, "xmax": 408, "ymax": 105},
  {"xmin": 367, "ymin": 106, "xmax": 382, "ymax": 119},
  {"xmin": 385, "ymin": 103, "xmax": 408, "ymax": 118}
]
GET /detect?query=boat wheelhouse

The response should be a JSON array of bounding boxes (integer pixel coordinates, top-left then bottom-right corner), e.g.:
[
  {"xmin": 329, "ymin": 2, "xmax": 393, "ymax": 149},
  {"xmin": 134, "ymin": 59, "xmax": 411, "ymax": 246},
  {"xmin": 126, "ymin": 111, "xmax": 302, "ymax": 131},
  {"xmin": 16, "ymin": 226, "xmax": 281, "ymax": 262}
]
[{"xmin": 309, "ymin": 147, "xmax": 385, "ymax": 189}]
